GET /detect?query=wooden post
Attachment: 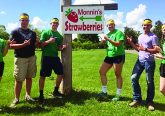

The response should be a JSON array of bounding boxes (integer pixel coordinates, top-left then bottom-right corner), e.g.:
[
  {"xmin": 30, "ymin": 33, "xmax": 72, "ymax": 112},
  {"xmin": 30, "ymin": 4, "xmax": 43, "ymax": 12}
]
[
  {"xmin": 59, "ymin": 0, "xmax": 118, "ymax": 94},
  {"xmin": 60, "ymin": 0, "xmax": 72, "ymax": 94}
]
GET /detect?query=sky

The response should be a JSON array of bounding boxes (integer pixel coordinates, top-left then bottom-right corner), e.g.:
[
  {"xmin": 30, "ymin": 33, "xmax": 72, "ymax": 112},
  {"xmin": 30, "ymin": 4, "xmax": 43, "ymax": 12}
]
[{"xmin": 0, "ymin": 0, "xmax": 165, "ymax": 37}]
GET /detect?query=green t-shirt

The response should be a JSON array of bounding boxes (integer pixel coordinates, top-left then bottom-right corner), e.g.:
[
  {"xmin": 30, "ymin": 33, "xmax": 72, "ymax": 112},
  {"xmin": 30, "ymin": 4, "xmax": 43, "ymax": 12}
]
[
  {"xmin": 40, "ymin": 29, "xmax": 63, "ymax": 57},
  {"xmin": 0, "ymin": 38, "xmax": 5, "ymax": 62},
  {"xmin": 162, "ymin": 42, "xmax": 165, "ymax": 64},
  {"xmin": 106, "ymin": 29, "xmax": 125, "ymax": 57}
]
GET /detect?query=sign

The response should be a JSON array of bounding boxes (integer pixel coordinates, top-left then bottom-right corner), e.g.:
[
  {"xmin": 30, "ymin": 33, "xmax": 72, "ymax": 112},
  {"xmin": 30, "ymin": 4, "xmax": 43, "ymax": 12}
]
[{"xmin": 63, "ymin": 6, "xmax": 104, "ymax": 34}]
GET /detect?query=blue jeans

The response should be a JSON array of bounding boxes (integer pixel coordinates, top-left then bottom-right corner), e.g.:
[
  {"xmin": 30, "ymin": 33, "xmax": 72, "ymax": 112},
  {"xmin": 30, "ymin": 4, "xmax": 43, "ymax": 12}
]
[{"xmin": 131, "ymin": 59, "xmax": 155, "ymax": 103}]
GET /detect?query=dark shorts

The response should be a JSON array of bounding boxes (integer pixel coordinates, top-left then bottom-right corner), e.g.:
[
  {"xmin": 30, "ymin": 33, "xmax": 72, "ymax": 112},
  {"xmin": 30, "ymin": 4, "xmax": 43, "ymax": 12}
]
[
  {"xmin": 159, "ymin": 63, "xmax": 165, "ymax": 77},
  {"xmin": 0, "ymin": 61, "xmax": 4, "ymax": 77},
  {"xmin": 40, "ymin": 56, "xmax": 64, "ymax": 77},
  {"xmin": 104, "ymin": 55, "xmax": 125, "ymax": 64}
]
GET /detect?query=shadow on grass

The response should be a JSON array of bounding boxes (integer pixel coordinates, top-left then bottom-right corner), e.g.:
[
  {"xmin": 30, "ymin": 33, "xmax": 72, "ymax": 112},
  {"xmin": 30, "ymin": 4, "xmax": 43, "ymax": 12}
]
[
  {"xmin": 0, "ymin": 105, "xmax": 50, "ymax": 115},
  {"xmin": 0, "ymin": 89, "xmax": 164, "ymax": 114},
  {"xmin": 38, "ymin": 89, "xmax": 133, "ymax": 107},
  {"xmin": 154, "ymin": 102, "xmax": 165, "ymax": 112},
  {"xmin": 40, "ymin": 89, "xmax": 109, "ymax": 107}
]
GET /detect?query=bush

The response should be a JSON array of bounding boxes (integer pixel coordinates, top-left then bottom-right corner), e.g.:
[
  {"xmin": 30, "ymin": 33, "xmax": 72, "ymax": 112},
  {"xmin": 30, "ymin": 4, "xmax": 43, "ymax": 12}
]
[
  {"xmin": 72, "ymin": 41, "xmax": 82, "ymax": 49},
  {"xmin": 72, "ymin": 41, "xmax": 106, "ymax": 50},
  {"xmin": 81, "ymin": 41, "xmax": 99, "ymax": 50}
]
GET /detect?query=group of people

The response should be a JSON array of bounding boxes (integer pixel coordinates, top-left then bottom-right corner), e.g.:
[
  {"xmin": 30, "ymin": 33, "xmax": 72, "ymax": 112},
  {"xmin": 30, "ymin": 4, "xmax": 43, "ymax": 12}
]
[
  {"xmin": 99, "ymin": 18, "xmax": 165, "ymax": 111},
  {"xmin": 0, "ymin": 13, "xmax": 66, "ymax": 109},
  {"xmin": 0, "ymin": 13, "xmax": 165, "ymax": 111}
]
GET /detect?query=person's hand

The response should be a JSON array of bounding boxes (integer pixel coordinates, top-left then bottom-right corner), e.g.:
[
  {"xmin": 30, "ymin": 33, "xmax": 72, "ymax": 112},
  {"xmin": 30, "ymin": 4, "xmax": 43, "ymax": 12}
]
[
  {"xmin": 155, "ymin": 46, "xmax": 162, "ymax": 53},
  {"xmin": 154, "ymin": 53, "xmax": 164, "ymax": 59},
  {"xmin": 101, "ymin": 39, "xmax": 106, "ymax": 44},
  {"xmin": 126, "ymin": 36, "xmax": 133, "ymax": 44},
  {"xmin": 62, "ymin": 44, "xmax": 67, "ymax": 49},
  {"xmin": 9, "ymin": 39, "xmax": 16, "ymax": 44},
  {"xmin": 23, "ymin": 39, "xmax": 30, "ymax": 46},
  {"xmin": 48, "ymin": 37, "xmax": 55, "ymax": 43},
  {"xmin": 104, "ymin": 35, "xmax": 109, "ymax": 41},
  {"xmin": 138, "ymin": 44, "xmax": 145, "ymax": 51}
]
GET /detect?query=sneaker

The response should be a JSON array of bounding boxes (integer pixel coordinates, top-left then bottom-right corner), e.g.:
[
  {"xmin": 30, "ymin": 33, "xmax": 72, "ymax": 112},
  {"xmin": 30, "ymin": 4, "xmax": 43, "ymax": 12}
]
[
  {"xmin": 97, "ymin": 92, "xmax": 108, "ymax": 99},
  {"xmin": 10, "ymin": 98, "xmax": 19, "ymax": 108},
  {"xmin": 147, "ymin": 102, "xmax": 155, "ymax": 111},
  {"xmin": 129, "ymin": 100, "xmax": 141, "ymax": 107},
  {"xmin": 112, "ymin": 94, "xmax": 120, "ymax": 101},
  {"xmin": 52, "ymin": 91, "xmax": 64, "ymax": 98},
  {"xmin": 39, "ymin": 95, "xmax": 44, "ymax": 104},
  {"xmin": 25, "ymin": 95, "xmax": 35, "ymax": 102}
]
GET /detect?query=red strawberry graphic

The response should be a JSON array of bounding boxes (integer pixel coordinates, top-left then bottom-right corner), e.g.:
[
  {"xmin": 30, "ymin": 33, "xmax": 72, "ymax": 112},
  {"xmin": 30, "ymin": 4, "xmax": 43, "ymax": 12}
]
[{"xmin": 65, "ymin": 8, "xmax": 78, "ymax": 23}]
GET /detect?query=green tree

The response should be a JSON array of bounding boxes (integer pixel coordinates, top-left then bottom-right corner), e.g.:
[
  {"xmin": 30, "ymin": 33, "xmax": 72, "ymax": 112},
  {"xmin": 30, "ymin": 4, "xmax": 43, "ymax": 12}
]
[
  {"xmin": 28, "ymin": 24, "xmax": 42, "ymax": 38},
  {"xmin": 152, "ymin": 20, "xmax": 162, "ymax": 39},
  {"xmin": 0, "ymin": 25, "xmax": 9, "ymax": 40},
  {"xmin": 77, "ymin": 34, "xmax": 99, "ymax": 43},
  {"xmin": 124, "ymin": 27, "xmax": 141, "ymax": 49},
  {"xmin": 32, "ymin": 28, "xmax": 42, "ymax": 38}
]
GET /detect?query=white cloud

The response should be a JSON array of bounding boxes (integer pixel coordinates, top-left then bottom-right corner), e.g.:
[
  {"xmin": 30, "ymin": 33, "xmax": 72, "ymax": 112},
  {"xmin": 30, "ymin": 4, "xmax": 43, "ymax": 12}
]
[
  {"xmin": 31, "ymin": 16, "xmax": 47, "ymax": 30},
  {"xmin": 6, "ymin": 22, "xmax": 19, "ymax": 33},
  {"xmin": 126, "ymin": 4, "xmax": 147, "ymax": 31},
  {"xmin": 73, "ymin": 0, "xmax": 115, "ymax": 5},
  {"xmin": 0, "ymin": 11, "xmax": 6, "ymax": 15},
  {"xmin": 163, "ymin": 20, "xmax": 165, "ymax": 24}
]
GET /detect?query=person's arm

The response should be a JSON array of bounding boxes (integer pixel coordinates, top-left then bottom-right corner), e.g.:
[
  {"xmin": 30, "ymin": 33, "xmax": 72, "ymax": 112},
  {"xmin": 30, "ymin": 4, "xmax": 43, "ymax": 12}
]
[
  {"xmin": 126, "ymin": 36, "xmax": 139, "ymax": 51},
  {"xmin": 10, "ymin": 39, "xmax": 30, "ymax": 49},
  {"xmin": 58, "ymin": 44, "xmax": 67, "ymax": 51},
  {"xmin": 35, "ymin": 37, "xmax": 40, "ymax": 48},
  {"xmin": 154, "ymin": 53, "xmax": 165, "ymax": 59},
  {"xmin": 145, "ymin": 35, "xmax": 160, "ymax": 54},
  {"xmin": 2, "ymin": 40, "xmax": 10, "ymax": 56},
  {"xmin": 104, "ymin": 35, "xmax": 123, "ymax": 47},
  {"xmin": 40, "ymin": 37, "xmax": 55, "ymax": 48},
  {"xmin": 144, "ymin": 45, "xmax": 159, "ymax": 54}
]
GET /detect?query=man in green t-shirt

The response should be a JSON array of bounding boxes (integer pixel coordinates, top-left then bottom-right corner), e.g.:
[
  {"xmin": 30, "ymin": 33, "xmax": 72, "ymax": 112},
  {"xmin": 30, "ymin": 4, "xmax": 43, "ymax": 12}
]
[
  {"xmin": 98, "ymin": 19, "xmax": 125, "ymax": 101},
  {"xmin": 39, "ymin": 18, "xmax": 66, "ymax": 104},
  {"xmin": 0, "ymin": 38, "xmax": 9, "ymax": 81}
]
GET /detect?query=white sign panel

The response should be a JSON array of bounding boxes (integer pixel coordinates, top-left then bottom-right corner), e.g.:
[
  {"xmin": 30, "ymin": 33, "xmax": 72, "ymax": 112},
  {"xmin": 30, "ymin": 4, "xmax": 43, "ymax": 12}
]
[{"xmin": 63, "ymin": 6, "xmax": 104, "ymax": 34}]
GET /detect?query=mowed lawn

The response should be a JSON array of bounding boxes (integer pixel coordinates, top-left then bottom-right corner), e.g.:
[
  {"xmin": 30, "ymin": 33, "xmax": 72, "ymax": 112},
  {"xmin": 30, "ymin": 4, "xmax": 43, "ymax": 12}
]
[{"xmin": 0, "ymin": 49, "xmax": 165, "ymax": 116}]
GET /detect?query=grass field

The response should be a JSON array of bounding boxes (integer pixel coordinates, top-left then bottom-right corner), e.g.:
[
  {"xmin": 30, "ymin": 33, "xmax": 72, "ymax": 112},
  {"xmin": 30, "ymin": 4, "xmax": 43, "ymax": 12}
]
[{"xmin": 0, "ymin": 49, "xmax": 165, "ymax": 116}]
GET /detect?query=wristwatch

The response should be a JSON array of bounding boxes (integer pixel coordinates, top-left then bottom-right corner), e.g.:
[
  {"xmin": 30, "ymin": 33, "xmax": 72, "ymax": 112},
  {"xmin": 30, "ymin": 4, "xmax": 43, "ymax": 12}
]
[{"xmin": 145, "ymin": 48, "xmax": 148, "ymax": 51}]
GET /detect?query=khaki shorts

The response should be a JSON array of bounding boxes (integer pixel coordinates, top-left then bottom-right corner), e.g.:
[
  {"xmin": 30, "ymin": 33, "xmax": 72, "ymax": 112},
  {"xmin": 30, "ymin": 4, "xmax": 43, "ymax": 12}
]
[{"xmin": 14, "ymin": 55, "xmax": 37, "ymax": 82}]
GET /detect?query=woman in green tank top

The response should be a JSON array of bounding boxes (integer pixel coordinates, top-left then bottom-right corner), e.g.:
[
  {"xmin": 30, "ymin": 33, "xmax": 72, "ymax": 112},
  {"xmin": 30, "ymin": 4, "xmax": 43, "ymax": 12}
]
[{"xmin": 154, "ymin": 24, "xmax": 165, "ymax": 96}]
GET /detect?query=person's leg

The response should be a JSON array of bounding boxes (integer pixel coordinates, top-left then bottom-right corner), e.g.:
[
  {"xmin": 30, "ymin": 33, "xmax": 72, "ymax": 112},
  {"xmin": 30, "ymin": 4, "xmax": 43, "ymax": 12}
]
[
  {"xmin": 159, "ymin": 63, "xmax": 165, "ymax": 96},
  {"xmin": 53, "ymin": 75, "xmax": 63, "ymax": 94},
  {"xmin": 39, "ymin": 56, "xmax": 51, "ymax": 102},
  {"xmin": 99, "ymin": 62, "xmax": 112, "ymax": 94},
  {"xmin": 39, "ymin": 76, "xmax": 45, "ymax": 102},
  {"xmin": 10, "ymin": 57, "xmax": 27, "ymax": 107},
  {"xmin": 52, "ymin": 57, "xmax": 64, "ymax": 98},
  {"xmin": 112, "ymin": 62, "xmax": 123, "ymax": 100},
  {"xmin": 160, "ymin": 76, "xmax": 165, "ymax": 95},
  {"xmin": 25, "ymin": 55, "xmax": 37, "ymax": 100},
  {"xmin": 56, "ymin": 75, "xmax": 63, "ymax": 88},
  {"xmin": 145, "ymin": 61, "xmax": 155, "ymax": 103},
  {"xmin": 15, "ymin": 80, "xmax": 23, "ymax": 100},
  {"xmin": 145, "ymin": 61, "xmax": 155, "ymax": 111},
  {"xmin": 129, "ymin": 60, "xmax": 144, "ymax": 107},
  {"xmin": 10, "ymin": 80, "xmax": 23, "ymax": 107},
  {"xmin": 39, "ymin": 76, "xmax": 46, "ymax": 92},
  {"xmin": 25, "ymin": 78, "xmax": 32, "ymax": 96},
  {"xmin": 0, "ymin": 61, "xmax": 4, "ymax": 82}
]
